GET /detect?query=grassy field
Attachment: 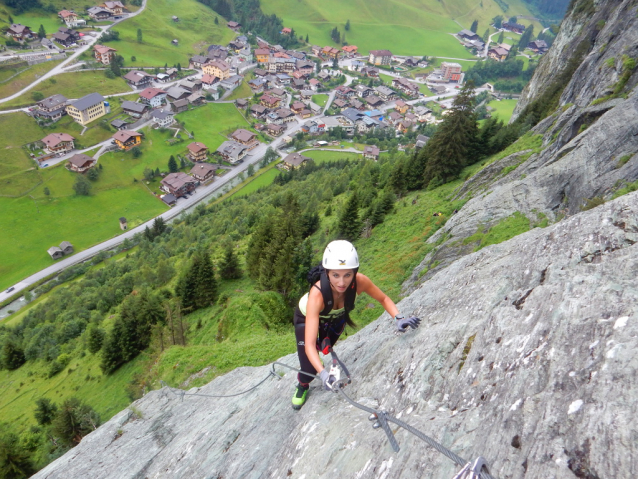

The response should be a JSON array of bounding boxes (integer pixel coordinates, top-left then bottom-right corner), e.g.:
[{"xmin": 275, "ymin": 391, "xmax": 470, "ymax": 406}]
[
  {"xmin": 175, "ymin": 102, "xmax": 255, "ymax": 151},
  {"xmin": 102, "ymin": 0, "xmax": 235, "ymax": 66},
  {"xmin": 1, "ymin": 71, "xmax": 131, "ymax": 110},
  {"xmin": 261, "ymin": 0, "xmax": 541, "ymax": 58},
  {"xmin": 234, "ymin": 168, "xmax": 281, "ymax": 197},
  {"xmin": 0, "ymin": 60, "xmax": 64, "ymax": 100},
  {"xmin": 303, "ymin": 150, "xmax": 362, "ymax": 163},
  {"xmin": 487, "ymin": 98, "xmax": 518, "ymax": 123},
  {"xmin": 9, "ymin": 10, "xmax": 63, "ymax": 35},
  {"xmin": 226, "ymin": 81, "xmax": 253, "ymax": 101},
  {"xmin": 0, "ymin": 183, "xmax": 166, "ymax": 291},
  {"xmin": 312, "ymin": 94, "xmax": 328, "ymax": 107}
]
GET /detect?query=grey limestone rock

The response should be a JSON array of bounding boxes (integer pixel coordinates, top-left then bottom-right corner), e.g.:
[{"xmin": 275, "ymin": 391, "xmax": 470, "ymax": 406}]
[{"xmin": 32, "ymin": 191, "xmax": 638, "ymax": 479}]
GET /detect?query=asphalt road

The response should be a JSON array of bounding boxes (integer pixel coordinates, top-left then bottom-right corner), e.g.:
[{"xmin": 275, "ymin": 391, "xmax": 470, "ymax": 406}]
[{"xmin": 0, "ymin": 0, "xmax": 149, "ymax": 104}]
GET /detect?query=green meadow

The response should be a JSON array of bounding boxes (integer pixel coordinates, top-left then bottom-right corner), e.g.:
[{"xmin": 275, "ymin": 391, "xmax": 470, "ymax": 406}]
[
  {"xmin": 0, "ymin": 102, "xmax": 253, "ymax": 291},
  {"xmin": 303, "ymin": 150, "xmax": 361, "ymax": 163},
  {"xmin": 0, "ymin": 60, "xmax": 64, "ymax": 100},
  {"xmin": 487, "ymin": 98, "xmax": 518, "ymax": 123},
  {"xmin": 1, "ymin": 71, "xmax": 130, "ymax": 110},
  {"xmin": 102, "ymin": 0, "xmax": 235, "ymax": 66},
  {"xmin": 261, "ymin": 0, "xmax": 540, "ymax": 58}
]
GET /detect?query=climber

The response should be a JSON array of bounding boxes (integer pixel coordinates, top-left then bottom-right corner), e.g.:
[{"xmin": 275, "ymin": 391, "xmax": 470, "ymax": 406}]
[{"xmin": 291, "ymin": 240, "xmax": 420, "ymax": 409}]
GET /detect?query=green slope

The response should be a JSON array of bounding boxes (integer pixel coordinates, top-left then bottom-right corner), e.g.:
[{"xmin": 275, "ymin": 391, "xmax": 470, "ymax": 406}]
[{"xmin": 260, "ymin": 0, "xmax": 542, "ymax": 57}]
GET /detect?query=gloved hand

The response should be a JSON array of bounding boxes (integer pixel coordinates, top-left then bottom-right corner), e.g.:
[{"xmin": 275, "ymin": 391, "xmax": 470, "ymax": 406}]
[
  {"xmin": 318, "ymin": 369, "xmax": 331, "ymax": 390},
  {"xmin": 395, "ymin": 315, "xmax": 421, "ymax": 332}
]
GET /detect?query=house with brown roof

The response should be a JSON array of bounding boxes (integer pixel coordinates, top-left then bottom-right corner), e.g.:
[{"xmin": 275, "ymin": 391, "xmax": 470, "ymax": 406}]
[
  {"xmin": 58, "ymin": 10, "xmax": 78, "ymax": 24},
  {"xmin": 321, "ymin": 46, "xmax": 340, "ymax": 59},
  {"xmin": 216, "ymin": 141, "xmax": 248, "ymax": 164},
  {"xmin": 190, "ymin": 163, "xmax": 216, "ymax": 182},
  {"xmin": 260, "ymin": 94, "xmax": 281, "ymax": 108},
  {"xmin": 122, "ymin": 100, "xmax": 148, "ymax": 118},
  {"xmin": 66, "ymin": 153, "xmax": 96, "ymax": 172},
  {"xmin": 365, "ymin": 95, "xmax": 384, "ymax": 108},
  {"xmin": 282, "ymin": 152, "xmax": 310, "ymax": 170},
  {"xmin": 227, "ymin": 21, "xmax": 241, "ymax": 31},
  {"xmin": 112, "ymin": 130, "xmax": 142, "ymax": 150},
  {"xmin": 368, "ymin": 50, "xmax": 392, "ymax": 65},
  {"xmin": 290, "ymin": 101, "xmax": 306, "ymax": 114},
  {"xmin": 363, "ymin": 145, "xmax": 380, "ymax": 160},
  {"xmin": 42, "ymin": 133, "xmax": 75, "ymax": 154},
  {"xmin": 6, "ymin": 24, "xmax": 33, "ymax": 42},
  {"xmin": 202, "ymin": 74, "xmax": 219, "ymax": 90},
  {"xmin": 392, "ymin": 77, "xmax": 420, "ymax": 97},
  {"xmin": 100, "ymin": 1, "xmax": 125, "ymax": 14},
  {"xmin": 93, "ymin": 44, "xmax": 117, "ymax": 65},
  {"xmin": 35, "ymin": 94, "xmax": 68, "ymax": 122},
  {"xmin": 87, "ymin": 6, "xmax": 111, "ymax": 20},
  {"xmin": 342, "ymin": 45, "xmax": 358, "ymax": 55},
  {"xmin": 139, "ymin": 87, "xmax": 167, "ymax": 107},
  {"xmin": 229, "ymin": 129, "xmax": 258, "ymax": 149},
  {"xmin": 187, "ymin": 142, "xmax": 208, "ymax": 162},
  {"xmin": 172, "ymin": 99, "xmax": 189, "ymax": 113},
  {"xmin": 394, "ymin": 99, "xmax": 409, "ymax": 114},
  {"xmin": 124, "ymin": 70, "xmax": 154, "ymax": 89},
  {"xmin": 488, "ymin": 47, "xmax": 509, "ymax": 62},
  {"xmin": 202, "ymin": 60, "xmax": 231, "ymax": 80},
  {"xmin": 250, "ymin": 104, "xmax": 268, "ymax": 119},
  {"xmin": 52, "ymin": 27, "xmax": 80, "ymax": 47},
  {"xmin": 161, "ymin": 172, "xmax": 197, "ymax": 196},
  {"xmin": 266, "ymin": 123, "xmax": 284, "ymax": 136}
]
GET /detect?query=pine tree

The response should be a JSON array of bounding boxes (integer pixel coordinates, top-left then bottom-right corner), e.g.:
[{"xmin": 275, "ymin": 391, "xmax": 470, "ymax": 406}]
[
  {"xmin": 137, "ymin": 28, "xmax": 143, "ymax": 43},
  {"xmin": 345, "ymin": 19, "xmax": 350, "ymax": 31},
  {"xmin": 518, "ymin": 24, "xmax": 534, "ymax": 49},
  {"xmin": 214, "ymin": 16, "xmax": 219, "ymax": 25},
  {"xmin": 152, "ymin": 216, "xmax": 166, "ymax": 237},
  {"xmin": 38, "ymin": 24, "xmax": 46, "ymax": 39},
  {"xmin": 470, "ymin": 19, "xmax": 478, "ymax": 33},
  {"xmin": 34, "ymin": 398, "xmax": 58, "ymax": 426},
  {"xmin": 337, "ymin": 191, "xmax": 362, "ymax": 241},
  {"xmin": 219, "ymin": 244, "xmax": 242, "ymax": 280},
  {"xmin": 1, "ymin": 338, "xmax": 25, "ymax": 370},
  {"xmin": 423, "ymin": 81, "xmax": 479, "ymax": 188},
  {"xmin": 404, "ymin": 150, "xmax": 428, "ymax": 190},
  {"xmin": 154, "ymin": 167, "xmax": 160, "ymax": 176},
  {"xmin": 497, "ymin": 31, "xmax": 504, "ymax": 44},
  {"xmin": 482, "ymin": 28, "xmax": 490, "ymax": 42},
  {"xmin": 87, "ymin": 325, "xmax": 105, "ymax": 354},
  {"xmin": 168, "ymin": 155, "xmax": 178, "ymax": 172},
  {"xmin": 305, "ymin": 34, "xmax": 309, "ymax": 43},
  {"xmin": 194, "ymin": 251, "xmax": 218, "ymax": 309},
  {"xmin": 51, "ymin": 397, "xmax": 100, "ymax": 447},
  {"xmin": 0, "ymin": 431, "xmax": 35, "ymax": 478}
]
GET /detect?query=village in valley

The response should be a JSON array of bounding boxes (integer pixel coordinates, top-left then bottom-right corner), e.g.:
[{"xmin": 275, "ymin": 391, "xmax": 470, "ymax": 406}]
[{"xmin": 0, "ymin": 0, "xmax": 549, "ymax": 288}]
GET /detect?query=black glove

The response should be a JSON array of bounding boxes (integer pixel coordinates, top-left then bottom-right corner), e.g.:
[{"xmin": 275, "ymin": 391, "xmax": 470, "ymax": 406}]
[{"xmin": 395, "ymin": 314, "xmax": 421, "ymax": 332}]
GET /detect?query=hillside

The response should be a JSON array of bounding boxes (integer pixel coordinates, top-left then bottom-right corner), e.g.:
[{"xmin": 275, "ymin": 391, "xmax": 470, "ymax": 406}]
[{"xmin": 260, "ymin": 0, "xmax": 545, "ymax": 57}]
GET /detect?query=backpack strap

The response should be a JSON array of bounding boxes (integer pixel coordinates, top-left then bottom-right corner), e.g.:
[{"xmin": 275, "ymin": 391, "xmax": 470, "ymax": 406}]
[{"xmin": 319, "ymin": 271, "xmax": 333, "ymax": 316}]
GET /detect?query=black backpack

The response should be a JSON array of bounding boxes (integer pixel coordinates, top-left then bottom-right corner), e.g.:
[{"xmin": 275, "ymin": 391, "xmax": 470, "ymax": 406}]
[{"xmin": 306, "ymin": 264, "xmax": 357, "ymax": 316}]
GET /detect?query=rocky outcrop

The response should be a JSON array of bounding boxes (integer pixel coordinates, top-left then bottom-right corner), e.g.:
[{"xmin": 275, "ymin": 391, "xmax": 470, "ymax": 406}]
[
  {"xmin": 33, "ymin": 191, "xmax": 638, "ymax": 479},
  {"xmin": 403, "ymin": 0, "xmax": 638, "ymax": 293}
]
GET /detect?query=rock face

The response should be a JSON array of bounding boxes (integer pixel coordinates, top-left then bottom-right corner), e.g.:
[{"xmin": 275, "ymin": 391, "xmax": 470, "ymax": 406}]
[
  {"xmin": 33, "ymin": 192, "xmax": 638, "ymax": 479},
  {"xmin": 403, "ymin": 0, "xmax": 638, "ymax": 293}
]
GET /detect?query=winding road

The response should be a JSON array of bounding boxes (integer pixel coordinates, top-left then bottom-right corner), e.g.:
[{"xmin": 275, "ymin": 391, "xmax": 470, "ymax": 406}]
[{"xmin": 0, "ymin": 0, "xmax": 149, "ymax": 104}]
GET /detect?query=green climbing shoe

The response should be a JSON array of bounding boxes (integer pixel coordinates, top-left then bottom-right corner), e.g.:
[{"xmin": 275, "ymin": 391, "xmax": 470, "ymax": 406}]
[{"xmin": 291, "ymin": 384, "xmax": 309, "ymax": 410}]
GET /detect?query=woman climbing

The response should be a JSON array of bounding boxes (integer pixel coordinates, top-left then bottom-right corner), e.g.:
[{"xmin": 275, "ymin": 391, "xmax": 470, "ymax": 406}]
[{"xmin": 292, "ymin": 240, "xmax": 421, "ymax": 409}]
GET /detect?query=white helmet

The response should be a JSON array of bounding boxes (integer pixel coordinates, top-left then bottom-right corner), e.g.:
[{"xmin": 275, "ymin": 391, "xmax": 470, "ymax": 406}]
[{"xmin": 323, "ymin": 240, "xmax": 359, "ymax": 269}]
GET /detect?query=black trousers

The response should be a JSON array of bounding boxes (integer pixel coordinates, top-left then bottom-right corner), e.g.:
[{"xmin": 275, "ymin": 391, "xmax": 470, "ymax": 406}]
[{"xmin": 294, "ymin": 307, "xmax": 346, "ymax": 385}]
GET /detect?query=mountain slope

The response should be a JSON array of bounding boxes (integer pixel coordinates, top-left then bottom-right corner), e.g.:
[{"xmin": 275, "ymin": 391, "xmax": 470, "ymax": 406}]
[
  {"xmin": 32, "ymin": 189, "xmax": 638, "ymax": 478},
  {"xmin": 404, "ymin": 0, "xmax": 638, "ymax": 291}
]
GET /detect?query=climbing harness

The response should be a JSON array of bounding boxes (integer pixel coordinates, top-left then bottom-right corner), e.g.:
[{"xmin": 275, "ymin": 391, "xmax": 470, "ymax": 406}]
[{"xmin": 161, "ymin": 346, "xmax": 497, "ymax": 479}]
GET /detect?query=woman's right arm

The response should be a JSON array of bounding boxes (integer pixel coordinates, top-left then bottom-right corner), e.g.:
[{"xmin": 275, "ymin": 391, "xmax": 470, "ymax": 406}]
[{"xmin": 304, "ymin": 287, "xmax": 325, "ymax": 375}]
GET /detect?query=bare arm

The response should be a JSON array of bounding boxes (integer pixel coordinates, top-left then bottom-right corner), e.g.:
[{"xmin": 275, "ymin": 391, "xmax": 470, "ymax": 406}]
[
  {"xmin": 356, "ymin": 273, "xmax": 399, "ymax": 319},
  {"xmin": 304, "ymin": 286, "xmax": 326, "ymax": 375}
]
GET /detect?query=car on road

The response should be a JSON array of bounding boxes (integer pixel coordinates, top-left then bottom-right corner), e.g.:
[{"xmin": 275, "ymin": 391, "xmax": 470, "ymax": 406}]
[
  {"xmin": 42, "ymin": 164, "xmax": 49, "ymax": 167},
  {"xmin": 5, "ymin": 287, "xmax": 15, "ymax": 293}
]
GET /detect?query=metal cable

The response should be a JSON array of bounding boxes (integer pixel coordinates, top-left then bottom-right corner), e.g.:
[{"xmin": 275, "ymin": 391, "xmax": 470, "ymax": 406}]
[{"xmin": 160, "ymin": 359, "xmax": 496, "ymax": 479}]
